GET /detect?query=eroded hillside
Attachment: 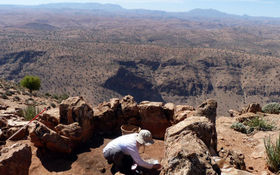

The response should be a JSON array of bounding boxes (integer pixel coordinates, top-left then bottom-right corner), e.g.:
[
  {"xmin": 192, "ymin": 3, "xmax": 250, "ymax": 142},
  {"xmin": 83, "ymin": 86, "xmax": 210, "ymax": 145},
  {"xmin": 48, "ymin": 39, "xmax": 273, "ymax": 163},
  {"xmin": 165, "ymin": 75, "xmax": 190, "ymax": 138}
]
[{"xmin": 1, "ymin": 6, "xmax": 280, "ymax": 115}]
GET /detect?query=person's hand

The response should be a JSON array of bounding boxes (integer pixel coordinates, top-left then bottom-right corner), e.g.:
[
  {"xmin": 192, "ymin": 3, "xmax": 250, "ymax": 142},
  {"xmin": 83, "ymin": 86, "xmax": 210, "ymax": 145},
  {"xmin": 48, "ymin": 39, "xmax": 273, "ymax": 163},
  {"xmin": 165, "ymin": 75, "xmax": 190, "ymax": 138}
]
[{"xmin": 152, "ymin": 163, "xmax": 161, "ymax": 169}]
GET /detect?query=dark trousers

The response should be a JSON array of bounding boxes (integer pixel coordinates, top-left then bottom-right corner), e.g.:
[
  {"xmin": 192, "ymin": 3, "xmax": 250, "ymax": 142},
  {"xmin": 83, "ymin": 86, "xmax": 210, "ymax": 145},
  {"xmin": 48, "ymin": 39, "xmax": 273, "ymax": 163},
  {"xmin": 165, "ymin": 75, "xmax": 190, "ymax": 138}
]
[{"xmin": 103, "ymin": 147, "xmax": 134, "ymax": 174}]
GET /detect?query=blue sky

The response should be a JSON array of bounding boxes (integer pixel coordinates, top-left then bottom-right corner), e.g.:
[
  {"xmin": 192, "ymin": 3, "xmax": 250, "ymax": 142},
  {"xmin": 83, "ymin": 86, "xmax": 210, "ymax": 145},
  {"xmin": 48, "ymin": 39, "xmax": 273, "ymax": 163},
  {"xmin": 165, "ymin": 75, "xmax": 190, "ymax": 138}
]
[{"xmin": 0, "ymin": 0, "xmax": 279, "ymax": 18}]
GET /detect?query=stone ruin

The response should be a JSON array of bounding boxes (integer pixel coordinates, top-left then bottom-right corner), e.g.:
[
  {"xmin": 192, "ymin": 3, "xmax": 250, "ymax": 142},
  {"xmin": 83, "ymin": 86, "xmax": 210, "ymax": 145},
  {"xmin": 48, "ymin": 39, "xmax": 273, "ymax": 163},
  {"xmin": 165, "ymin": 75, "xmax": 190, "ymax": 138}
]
[{"xmin": 0, "ymin": 95, "xmax": 247, "ymax": 175}]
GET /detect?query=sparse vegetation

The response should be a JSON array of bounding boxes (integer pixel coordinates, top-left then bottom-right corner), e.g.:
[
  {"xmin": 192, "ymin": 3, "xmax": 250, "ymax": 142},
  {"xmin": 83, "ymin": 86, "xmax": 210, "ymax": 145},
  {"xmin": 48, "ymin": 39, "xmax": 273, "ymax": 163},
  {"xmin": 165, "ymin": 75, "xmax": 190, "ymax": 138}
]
[
  {"xmin": 264, "ymin": 134, "xmax": 280, "ymax": 173},
  {"xmin": 262, "ymin": 102, "xmax": 280, "ymax": 114},
  {"xmin": 20, "ymin": 105, "xmax": 41, "ymax": 121},
  {"xmin": 231, "ymin": 115, "xmax": 276, "ymax": 134}
]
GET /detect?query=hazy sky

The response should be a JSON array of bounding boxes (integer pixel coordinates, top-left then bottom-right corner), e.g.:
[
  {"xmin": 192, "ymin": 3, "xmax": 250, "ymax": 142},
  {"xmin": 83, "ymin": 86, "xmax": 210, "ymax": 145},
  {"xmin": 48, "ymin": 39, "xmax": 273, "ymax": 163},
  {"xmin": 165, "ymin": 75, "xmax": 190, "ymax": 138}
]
[{"xmin": 0, "ymin": 0, "xmax": 279, "ymax": 18}]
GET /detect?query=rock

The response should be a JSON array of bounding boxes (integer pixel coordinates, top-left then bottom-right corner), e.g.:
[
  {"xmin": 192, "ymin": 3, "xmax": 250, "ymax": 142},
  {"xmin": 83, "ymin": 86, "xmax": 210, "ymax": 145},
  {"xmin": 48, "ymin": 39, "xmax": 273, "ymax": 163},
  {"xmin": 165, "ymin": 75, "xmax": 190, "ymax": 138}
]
[
  {"xmin": 119, "ymin": 95, "xmax": 139, "ymax": 118},
  {"xmin": 218, "ymin": 148, "xmax": 246, "ymax": 170},
  {"xmin": 228, "ymin": 109, "xmax": 241, "ymax": 117},
  {"xmin": 160, "ymin": 117, "xmax": 220, "ymax": 175},
  {"xmin": 0, "ymin": 117, "xmax": 7, "ymax": 127},
  {"xmin": 235, "ymin": 112, "xmax": 258, "ymax": 123},
  {"xmin": 0, "ymin": 143, "xmax": 32, "ymax": 175},
  {"xmin": 163, "ymin": 103, "xmax": 175, "ymax": 122},
  {"xmin": 173, "ymin": 105, "xmax": 195, "ymax": 124},
  {"xmin": 241, "ymin": 102, "xmax": 262, "ymax": 114},
  {"xmin": 138, "ymin": 101, "xmax": 171, "ymax": 139},
  {"xmin": 55, "ymin": 122, "xmax": 82, "ymax": 144},
  {"xmin": 29, "ymin": 121, "xmax": 74, "ymax": 154},
  {"xmin": 37, "ymin": 108, "xmax": 60, "ymax": 130},
  {"xmin": 110, "ymin": 98, "xmax": 120, "ymax": 112},
  {"xmin": 59, "ymin": 96, "xmax": 94, "ymax": 143},
  {"xmin": 193, "ymin": 99, "xmax": 218, "ymax": 153},
  {"xmin": 193, "ymin": 99, "xmax": 217, "ymax": 124},
  {"xmin": 93, "ymin": 102, "xmax": 119, "ymax": 134}
]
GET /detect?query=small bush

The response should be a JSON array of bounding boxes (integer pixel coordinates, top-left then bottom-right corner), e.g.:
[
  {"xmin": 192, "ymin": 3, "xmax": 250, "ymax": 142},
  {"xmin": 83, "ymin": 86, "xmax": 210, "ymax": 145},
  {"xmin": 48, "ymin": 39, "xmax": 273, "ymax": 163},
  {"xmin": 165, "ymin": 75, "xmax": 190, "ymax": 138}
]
[
  {"xmin": 0, "ymin": 93, "xmax": 8, "ymax": 99},
  {"xmin": 243, "ymin": 115, "xmax": 276, "ymax": 132},
  {"xmin": 44, "ymin": 92, "xmax": 51, "ymax": 97},
  {"xmin": 50, "ymin": 102, "xmax": 56, "ymax": 108},
  {"xmin": 262, "ymin": 102, "xmax": 280, "ymax": 114},
  {"xmin": 21, "ymin": 105, "xmax": 41, "ymax": 121},
  {"xmin": 13, "ymin": 96, "xmax": 21, "ymax": 101},
  {"xmin": 230, "ymin": 122, "xmax": 251, "ymax": 134},
  {"xmin": 231, "ymin": 115, "xmax": 276, "ymax": 134},
  {"xmin": 5, "ymin": 91, "xmax": 13, "ymax": 96},
  {"xmin": 264, "ymin": 134, "xmax": 280, "ymax": 173}
]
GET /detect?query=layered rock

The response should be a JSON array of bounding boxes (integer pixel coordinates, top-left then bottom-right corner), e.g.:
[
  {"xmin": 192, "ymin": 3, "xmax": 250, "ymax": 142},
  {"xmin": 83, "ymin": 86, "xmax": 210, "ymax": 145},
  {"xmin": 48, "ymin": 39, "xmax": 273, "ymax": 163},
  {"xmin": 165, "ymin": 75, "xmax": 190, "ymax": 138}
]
[
  {"xmin": 29, "ymin": 121, "xmax": 73, "ymax": 154},
  {"xmin": 59, "ymin": 96, "xmax": 94, "ymax": 143},
  {"xmin": 0, "ymin": 143, "xmax": 32, "ymax": 175}
]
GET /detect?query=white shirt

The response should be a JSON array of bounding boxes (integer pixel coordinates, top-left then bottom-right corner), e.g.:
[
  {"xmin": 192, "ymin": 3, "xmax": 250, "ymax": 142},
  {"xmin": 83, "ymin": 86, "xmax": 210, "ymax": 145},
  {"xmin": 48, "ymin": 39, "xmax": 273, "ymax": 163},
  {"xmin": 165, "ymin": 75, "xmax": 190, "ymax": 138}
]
[{"xmin": 103, "ymin": 133, "xmax": 154, "ymax": 169}]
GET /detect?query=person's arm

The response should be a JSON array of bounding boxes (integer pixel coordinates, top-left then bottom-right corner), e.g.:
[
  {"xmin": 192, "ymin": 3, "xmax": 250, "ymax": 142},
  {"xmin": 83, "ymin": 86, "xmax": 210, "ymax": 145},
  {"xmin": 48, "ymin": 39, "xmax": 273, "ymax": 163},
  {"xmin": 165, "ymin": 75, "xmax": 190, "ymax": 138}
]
[{"xmin": 126, "ymin": 145, "xmax": 154, "ymax": 169}]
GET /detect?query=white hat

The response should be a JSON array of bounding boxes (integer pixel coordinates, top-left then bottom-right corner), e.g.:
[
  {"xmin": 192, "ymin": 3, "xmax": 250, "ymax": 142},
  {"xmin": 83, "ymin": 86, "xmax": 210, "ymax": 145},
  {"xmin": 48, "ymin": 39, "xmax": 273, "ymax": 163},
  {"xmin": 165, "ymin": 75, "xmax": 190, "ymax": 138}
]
[{"xmin": 135, "ymin": 130, "xmax": 154, "ymax": 145}]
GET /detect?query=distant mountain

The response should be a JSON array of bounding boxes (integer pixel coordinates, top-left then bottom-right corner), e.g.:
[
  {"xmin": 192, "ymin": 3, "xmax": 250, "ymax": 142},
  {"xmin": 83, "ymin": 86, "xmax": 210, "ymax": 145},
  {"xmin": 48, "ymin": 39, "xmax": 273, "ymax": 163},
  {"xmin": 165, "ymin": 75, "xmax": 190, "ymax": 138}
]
[{"xmin": 37, "ymin": 3, "xmax": 124, "ymax": 11}]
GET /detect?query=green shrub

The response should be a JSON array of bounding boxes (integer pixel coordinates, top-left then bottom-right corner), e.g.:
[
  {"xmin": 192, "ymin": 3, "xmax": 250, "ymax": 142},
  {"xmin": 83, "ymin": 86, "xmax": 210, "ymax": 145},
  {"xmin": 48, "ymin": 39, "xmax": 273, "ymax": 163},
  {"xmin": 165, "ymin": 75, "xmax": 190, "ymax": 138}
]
[
  {"xmin": 264, "ymin": 134, "xmax": 280, "ymax": 173},
  {"xmin": 262, "ymin": 102, "xmax": 280, "ymax": 114},
  {"xmin": 244, "ymin": 115, "xmax": 276, "ymax": 132},
  {"xmin": 230, "ymin": 122, "xmax": 251, "ymax": 134},
  {"xmin": 231, "ymin": 115, "xmax": 276, "ymax": 134},
  {"xmin": 60, "ymin": 93, "xmax": 69, "ymax": 100},
  {"xmin": 21, "ymin": 105, "xmax": 41, "ymax": 121},
  {"xmin": 20, "ymin": 75, "xmax": 41, "ymax": 93}
]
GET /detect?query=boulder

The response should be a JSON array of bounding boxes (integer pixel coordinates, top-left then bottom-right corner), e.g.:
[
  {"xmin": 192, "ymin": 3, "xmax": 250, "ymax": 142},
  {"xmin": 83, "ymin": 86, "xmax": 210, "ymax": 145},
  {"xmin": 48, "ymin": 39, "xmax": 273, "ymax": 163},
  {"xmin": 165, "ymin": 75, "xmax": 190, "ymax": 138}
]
[
  {"xmin": 173, "ymin": 105, "xmax": 195, "ymax": 124},
  {"xmin": 160, "ymin": 117, "xmax": 220, "ymax": 175},
  {"xmin": 55, "ymin": 122, "xmax": 82, "ymax": 144},
  {"xmin": 0, "ymin": 143, "xmax": 32, "ymax": 175},
  {"xmin": 193, "ymin": 99, "xmax": 217, "ymax": 124},
  {"xmin": 59, "ymin": 96, "xmax": 94, "ymax": 142},
  {"xmin": 193, "ymin": 99, "xmax": 218, "ymax": 153},
  {"xmin": 37, "ymin": 108, "xmax": 60, "ymax": 131},
  {"xmin": 119, "ymin": 95, "xmax": 139, "ymax": 118},
  {"xmin": 241, "ymin": 103, "xmax": 262, "ymax": 114},
  {"xmin": 29, "ymin": 121, "xmax": 74, "ymax": 154},
  {"xmin": 110, "ymin": 98, "xmax": 120, "ymax": 112},
  {"xmin": 138, "ymin": 101, "xmax": 171, "ymax": 139},
  {"xmin": 93, "ymin": 102, "xmax": 119, "ymax": 134}
]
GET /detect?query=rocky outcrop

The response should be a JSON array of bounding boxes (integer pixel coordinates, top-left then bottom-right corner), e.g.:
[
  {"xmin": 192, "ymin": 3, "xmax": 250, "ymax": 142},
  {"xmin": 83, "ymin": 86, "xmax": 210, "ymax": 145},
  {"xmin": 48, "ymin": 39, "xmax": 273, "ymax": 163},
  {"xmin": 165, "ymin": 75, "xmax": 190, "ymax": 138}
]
[
  {"xmin": 160, "ymin": 117, "xmax": 220, "ymax": 175},
  {"xmin": 173, "ymin": 105, "xmax": 195, "ymax": 124},
  {"xmin": 37, "ymin": 108, "xmax": 60, "ymax": 131},
  {"xmin": 29, "ymin": 121, "xmax": 73, "ymax": 154},
  {"xmin": 0, "ymin": 143, "xmax": 32, "ymax": 175},
  {"xmin": 59, "ymin": 96, "xmax": 94, "ymax": 143},
  {"xmin": 241, "ymin": 103, "xmax": 262, "ymax": 114},
  {"xmin": 160, "ymin": 99, "xmax": 219, "ymax": 175},
  {"xmin": 193, "ymin": 99, "xmax": 218, "ymax": 153},
  {"xmin": 119, "ymin": 95, "xmax": 139, "ymax": 119},
  {"xmin": 93, "ymin": 101, "xmax": 119, "ymax": 134},
  {"xmin": 138, "ymin": 101, "xmax": 171, "ymax": 139}
]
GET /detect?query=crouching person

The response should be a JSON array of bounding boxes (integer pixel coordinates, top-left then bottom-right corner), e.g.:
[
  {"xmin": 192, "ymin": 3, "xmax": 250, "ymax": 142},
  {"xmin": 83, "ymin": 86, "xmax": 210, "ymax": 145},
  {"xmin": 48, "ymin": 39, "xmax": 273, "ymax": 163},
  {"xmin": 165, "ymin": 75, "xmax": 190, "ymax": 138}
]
[{"xmin": 103, "ymin": 129, "xmax": 161, "ymax": 174}]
